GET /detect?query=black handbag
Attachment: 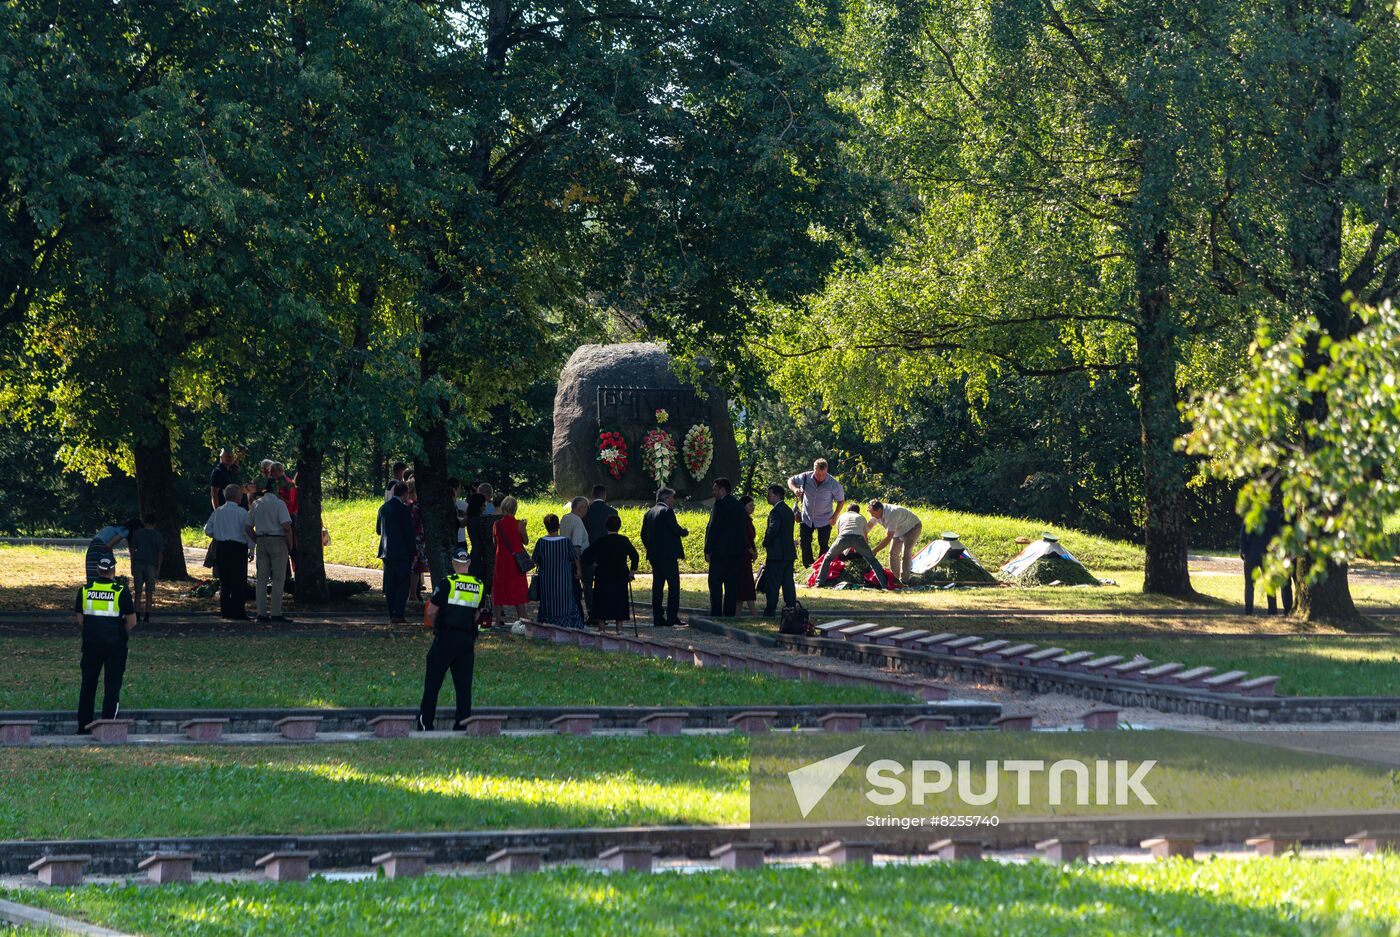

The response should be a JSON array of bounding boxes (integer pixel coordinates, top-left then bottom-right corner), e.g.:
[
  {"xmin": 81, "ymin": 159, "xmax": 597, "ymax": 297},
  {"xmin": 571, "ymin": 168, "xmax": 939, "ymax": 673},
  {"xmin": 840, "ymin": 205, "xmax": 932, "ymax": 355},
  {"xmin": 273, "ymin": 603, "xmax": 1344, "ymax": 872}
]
[
  {"xmin": 514, "ymin": 550, "xmax": 536, "ymax": 574},
  {"xmin": 778, "ymin": 601, "xmax": 812, "ymax": 636}
]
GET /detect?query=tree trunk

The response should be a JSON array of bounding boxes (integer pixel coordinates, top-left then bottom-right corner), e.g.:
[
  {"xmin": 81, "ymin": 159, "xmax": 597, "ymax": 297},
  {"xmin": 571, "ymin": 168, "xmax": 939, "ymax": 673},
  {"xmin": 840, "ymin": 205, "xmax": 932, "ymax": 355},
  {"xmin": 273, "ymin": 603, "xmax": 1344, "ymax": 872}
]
[
  {"xmin": 1294, "ymin": 555, "xmax": 1361, "ymax": 624},
  {"xmin": 1135, "ymin": 227, "xmax": 1194, "ymax": 597},
  {"xmin": 415, "ymin": 416, "xmax": 455, "ymax": 589},
  {"xmin": 1288, "ymin": 26, "xmax": 1361, "ymax": 624},
  {"xmin": 131, "ymin": 420, "xmax": 188, "ymax": 581},
  {"xmin": 293, "ymin": 426, "xmax": 330, "ymax": 604}
]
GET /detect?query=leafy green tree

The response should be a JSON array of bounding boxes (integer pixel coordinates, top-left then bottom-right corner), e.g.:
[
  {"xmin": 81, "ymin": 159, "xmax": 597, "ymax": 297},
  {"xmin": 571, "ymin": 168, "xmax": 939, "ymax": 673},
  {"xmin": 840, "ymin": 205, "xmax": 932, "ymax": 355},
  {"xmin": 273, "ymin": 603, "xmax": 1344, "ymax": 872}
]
[
  {"xmin": 1185, "ymin": 300, "xmax": 1400, "ymax": 628},
  {"xmin": 1205, "ymin": 0, "xmax": 1400, "ymax": 621},
  {"xmin": 402, "ymin": 0, "xmax": 883, "ymax": 582},
  {"xmin": 762, "ymin": 0, "xmax": 1258, "ymax": 595}
]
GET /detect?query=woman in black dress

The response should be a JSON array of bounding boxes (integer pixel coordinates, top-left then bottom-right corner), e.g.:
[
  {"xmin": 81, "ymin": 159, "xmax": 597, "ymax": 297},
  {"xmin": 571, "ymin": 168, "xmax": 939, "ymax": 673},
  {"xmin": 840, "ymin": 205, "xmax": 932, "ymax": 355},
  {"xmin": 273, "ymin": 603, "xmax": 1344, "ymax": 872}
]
[
  {"xmin": 464, "ymin": 492, "xmax": 496, "ymax": 628},
  {"xmin": 580, "ymin": 514, "xmax": 640, "ymax": 631}
]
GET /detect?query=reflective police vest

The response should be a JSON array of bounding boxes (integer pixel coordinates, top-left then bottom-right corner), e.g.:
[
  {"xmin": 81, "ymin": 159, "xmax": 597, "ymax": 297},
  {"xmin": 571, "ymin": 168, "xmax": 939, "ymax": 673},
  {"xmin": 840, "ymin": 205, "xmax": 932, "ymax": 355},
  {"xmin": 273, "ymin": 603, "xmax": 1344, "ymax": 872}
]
[
  {"xmin": 438, "ymin": 574, "xmax": 484, "ymax": 633},
  {"xmin": 82, "ymin": 582, "xmax": 126, "ymax": 642},
  {"xmin": 446, "ymin": 575, "xmax": 484, "ymax": 609}
]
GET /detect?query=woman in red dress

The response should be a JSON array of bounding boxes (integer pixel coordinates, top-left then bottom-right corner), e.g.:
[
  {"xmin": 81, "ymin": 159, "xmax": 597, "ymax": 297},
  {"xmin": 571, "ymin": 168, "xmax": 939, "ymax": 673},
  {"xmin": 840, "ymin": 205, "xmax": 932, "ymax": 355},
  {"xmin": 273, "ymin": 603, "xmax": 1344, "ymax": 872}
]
[
  {"xmin": 493, "ymin": 496, "xmax": 530, "ymax": 628},
  {"xmin": 737, "ymin": 496, "xmax": 758, "ymax": 615}
]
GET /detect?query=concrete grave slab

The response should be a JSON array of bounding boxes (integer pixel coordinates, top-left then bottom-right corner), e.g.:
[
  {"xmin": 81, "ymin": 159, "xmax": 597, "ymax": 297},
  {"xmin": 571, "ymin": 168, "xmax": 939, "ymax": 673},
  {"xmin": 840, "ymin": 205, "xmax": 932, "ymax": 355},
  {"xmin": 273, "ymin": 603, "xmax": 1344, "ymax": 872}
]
[
  {"xmin": 255, "ymin": 850, "xmax": 316, "ymax": 882},
  {"xmin": 1036, "ymin": 839, "xmax": 1091, "ymax": 864},
  {"xmin": 27, "ymin": 854, "xmax": 90, "ymax": 886},
  {"xmin": 1141, "ymin": 837, "xmax": 1196, "ymax": 860},
  {"xmin": 727, "ymin": 711, "xmax": 779, "ymax": 733},
  {"xmin": 179, "ymin": 718, "xmax": 228, "ymax": 742},
  {"xmin": 549, "ymin": 714, "xmax": 600, "ymax": 737},
  {"xmin": 1345, "ymin": 830, "xmax": 1400, "ymax": 855},
  {"xmin": 598, "ymin": 845, "xmax": 657, "ymax": 873},
  {"xmin": 85, "ymin": 720, "xmax": 132, "ymax": 743},
  {"xmin": 710, "ymin": 842, "xmax": 769, "ymax": 870},
  {"xmin": 273, "ymin": 716, "xmax": 321, "ymax": 741},
  {"xmin": 372, "ymin": 851, "xmax": 430, "ymax": 879},
  {"xmin": 818, "ymin": 841, "xmax": 876, "ymax": 866},
  {"xmin": 639, "ymin": 712, "xmax": 687, "ymax": 736},
  {"xmin": 929, "ymin": 839, "xmax": 982, "ymax": 861},
  {"xmin": 367, "ymin": 715, "xmax": 415, "ymax": 739},
  {"xmin": 818, "ymin": 713, "xmax": 866, "ymax": 733},
  {"xmin": 1245, "ymin": 836, "xmax": 1301, "ymax": 857},
  {"xmin": 460, "ymin": 715, "xmax": 506, "ymax": 736},
  {"xmin": 138, "ymin": 852, "xmax": 197, "ymax": 885},
  {"xmin": 1082, "ymin": 707, "xmax": 1121, "ymax": 731},
  {"xmin": 487, "ymin": 847, "xmax": 547, "ymax": 874}
]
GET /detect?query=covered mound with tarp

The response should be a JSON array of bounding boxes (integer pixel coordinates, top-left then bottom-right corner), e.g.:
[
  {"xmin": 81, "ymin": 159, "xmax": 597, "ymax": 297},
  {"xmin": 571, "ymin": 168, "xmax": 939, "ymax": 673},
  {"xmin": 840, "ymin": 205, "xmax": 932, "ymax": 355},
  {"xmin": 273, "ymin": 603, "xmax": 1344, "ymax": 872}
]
[
  {"xmin": 806, "ymin": 550, "xmax": 898, "ymax": 590},
  {"xmin": 1000, "ymin": 534, "xmax": 1099, "ymax": 586},
  {"xmin": 904, "ymin": 532, "xmax": 997, "ymax": 586}
]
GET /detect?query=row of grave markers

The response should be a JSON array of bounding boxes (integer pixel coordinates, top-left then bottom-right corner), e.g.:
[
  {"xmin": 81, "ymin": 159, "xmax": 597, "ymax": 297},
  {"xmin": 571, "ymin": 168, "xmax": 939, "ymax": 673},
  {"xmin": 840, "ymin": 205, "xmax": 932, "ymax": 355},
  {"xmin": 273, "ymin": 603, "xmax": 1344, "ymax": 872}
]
[
  {"xmin": 26, "ymin": 831, "xmax": 1400, "ymax": 888},
  {"xmin": 809, "ymin": 620, "xmax": 1281, "ymax": 696}
]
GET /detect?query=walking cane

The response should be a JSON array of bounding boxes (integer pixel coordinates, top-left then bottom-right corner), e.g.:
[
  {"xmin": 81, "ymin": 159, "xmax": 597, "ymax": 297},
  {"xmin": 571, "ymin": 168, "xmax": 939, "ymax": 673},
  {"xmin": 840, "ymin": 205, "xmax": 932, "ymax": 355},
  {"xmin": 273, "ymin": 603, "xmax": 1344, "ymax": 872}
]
[{"xmin": 627, "ymin": 575, "xmax": 639, "ymax": 637}]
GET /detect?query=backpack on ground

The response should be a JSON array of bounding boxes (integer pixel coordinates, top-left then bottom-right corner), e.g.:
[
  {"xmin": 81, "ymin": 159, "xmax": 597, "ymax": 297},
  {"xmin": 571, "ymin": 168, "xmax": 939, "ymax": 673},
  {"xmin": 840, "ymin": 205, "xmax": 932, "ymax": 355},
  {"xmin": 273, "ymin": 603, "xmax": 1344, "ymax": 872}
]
[{"xmin": 778, "ymin": 601, "xmax": 812, "ymax": 636}]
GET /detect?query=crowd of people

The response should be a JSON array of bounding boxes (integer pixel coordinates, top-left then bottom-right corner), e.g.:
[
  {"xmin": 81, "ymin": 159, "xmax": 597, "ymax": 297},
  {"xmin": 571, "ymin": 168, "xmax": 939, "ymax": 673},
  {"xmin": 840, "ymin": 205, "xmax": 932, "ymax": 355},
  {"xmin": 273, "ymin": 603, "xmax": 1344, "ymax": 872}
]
[
  {"xmin": 70, "ymin": 449, "xmax": 1298, "ymax": 736},
  {"xmin": 203, "ymin": 449, "xmax": 301, "ymax": 622},
  {"xmin": 386, "ymin": 457, "xmax": 925, "ymax": 639}
]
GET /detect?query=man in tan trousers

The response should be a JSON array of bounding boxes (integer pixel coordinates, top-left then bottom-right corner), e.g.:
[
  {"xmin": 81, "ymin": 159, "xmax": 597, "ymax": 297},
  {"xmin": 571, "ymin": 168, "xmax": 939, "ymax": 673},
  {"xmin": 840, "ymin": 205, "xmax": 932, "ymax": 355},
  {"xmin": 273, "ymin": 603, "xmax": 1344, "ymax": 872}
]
[{"xmin": 867, "ymin": 500, "xmax": 923, "ymax": 584}]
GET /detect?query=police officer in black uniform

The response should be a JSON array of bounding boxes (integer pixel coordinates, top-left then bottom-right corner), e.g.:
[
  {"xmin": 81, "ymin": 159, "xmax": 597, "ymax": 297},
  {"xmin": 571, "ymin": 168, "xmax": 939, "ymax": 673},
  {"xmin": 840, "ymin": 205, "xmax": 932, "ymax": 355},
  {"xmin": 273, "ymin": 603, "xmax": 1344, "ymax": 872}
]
[
  {"xmin": 417, "ymin": 547, "xmax": 485, "ymax": 731},
  {"xmin": 75, "ymin": 554, "xmax": 137, "ymax": 733}
]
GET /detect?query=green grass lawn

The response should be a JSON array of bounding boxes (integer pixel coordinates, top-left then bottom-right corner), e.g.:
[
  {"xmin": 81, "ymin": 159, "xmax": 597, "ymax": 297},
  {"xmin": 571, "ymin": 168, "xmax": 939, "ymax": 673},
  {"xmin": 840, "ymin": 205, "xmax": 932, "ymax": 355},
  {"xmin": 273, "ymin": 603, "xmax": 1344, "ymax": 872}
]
[
  {"xmin": 0, "ymin": 736, "xmax": 749, "ymax": 839},
  {"xmin": 10, "ymin": 858, "xmax": 1400, "ymax": 937},
  {"xmin": 188, "ymin": 497, "xmax": 1147, "ymax": 575},
  {"xmin": 4, "ymin": 732, "xmax": 1393, "ymax": 841},
  {"xmin": 0, "ymin": 634, "xmax": 906, "ymax": 712}
]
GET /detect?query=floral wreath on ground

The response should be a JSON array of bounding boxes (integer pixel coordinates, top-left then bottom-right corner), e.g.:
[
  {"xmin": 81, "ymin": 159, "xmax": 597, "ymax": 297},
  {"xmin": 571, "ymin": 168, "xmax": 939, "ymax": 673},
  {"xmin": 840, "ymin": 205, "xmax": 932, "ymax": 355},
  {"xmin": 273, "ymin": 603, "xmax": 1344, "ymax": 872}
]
[
  {"xmin": 641, "ymin": 427, "xmax": 677, "ymax": 485},
  {"xmin": 596, "ymin": 428, "xmax": 629, "ymax": 479},
  {"xmin": 683, "ymin": 424, "xmax": 714, "ymax": 480}
]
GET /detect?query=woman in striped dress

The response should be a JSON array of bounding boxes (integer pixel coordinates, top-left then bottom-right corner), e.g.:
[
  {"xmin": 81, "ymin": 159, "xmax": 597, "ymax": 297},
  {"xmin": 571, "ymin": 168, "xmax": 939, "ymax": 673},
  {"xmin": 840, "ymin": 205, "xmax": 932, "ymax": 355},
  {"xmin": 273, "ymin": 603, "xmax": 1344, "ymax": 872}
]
[{"xmin": 531, "ymin": 514, "xmax": 585, "ymax": 629}]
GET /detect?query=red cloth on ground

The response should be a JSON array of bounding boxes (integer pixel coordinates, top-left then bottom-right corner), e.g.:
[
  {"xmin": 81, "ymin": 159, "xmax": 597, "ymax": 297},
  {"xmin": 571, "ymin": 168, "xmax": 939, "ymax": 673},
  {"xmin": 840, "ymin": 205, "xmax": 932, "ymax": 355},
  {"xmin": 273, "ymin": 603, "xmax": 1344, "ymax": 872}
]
[{"xmin": 493, "ymin": 515, "xmax": 529, "ymax": 605}]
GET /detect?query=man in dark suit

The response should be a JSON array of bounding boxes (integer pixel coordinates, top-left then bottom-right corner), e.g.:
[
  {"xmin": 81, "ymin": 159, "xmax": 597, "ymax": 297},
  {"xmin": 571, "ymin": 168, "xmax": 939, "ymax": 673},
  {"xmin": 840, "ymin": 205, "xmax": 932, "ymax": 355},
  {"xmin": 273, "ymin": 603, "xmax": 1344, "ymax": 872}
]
[
  {"xmin": 581, "ymin": 484, "xmax": 619, "ymax": 616},
  {"xmin": 1241, "ymin": 505, "xmax": 1292, "ymax": 615},
  {"xmin": 377, "ymin": 482, "xmax": 416, "ymax": 623},
  {"xmin": 703, "ymin": 477, "xmax": 746, "ymax": 616},
  {"xmin": 640, "ymin": 487, "xmax": 688, "ymax": 627},
  {"xmin": 762, "ymin": 483, "xmax": 797, "ymax": 616}
]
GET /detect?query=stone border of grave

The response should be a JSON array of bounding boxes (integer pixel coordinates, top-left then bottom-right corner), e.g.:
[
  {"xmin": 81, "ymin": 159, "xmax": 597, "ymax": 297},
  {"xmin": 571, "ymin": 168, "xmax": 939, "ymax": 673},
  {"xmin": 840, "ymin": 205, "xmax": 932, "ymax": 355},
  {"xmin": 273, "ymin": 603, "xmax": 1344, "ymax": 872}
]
[
  {"xmin": 0, "ymin": 898, "xmax": 135, "ymax": 936},
  {"xmin": 5, "ymin": 811, "xmax": 1398, "ymax": 876},
  {"xmin": 2, "ymin": 702, "xmax": 998, "ymax": 738},
  {"xmin": 688, "ymin": 617, "xmax": 1400, "ymax": 724}
]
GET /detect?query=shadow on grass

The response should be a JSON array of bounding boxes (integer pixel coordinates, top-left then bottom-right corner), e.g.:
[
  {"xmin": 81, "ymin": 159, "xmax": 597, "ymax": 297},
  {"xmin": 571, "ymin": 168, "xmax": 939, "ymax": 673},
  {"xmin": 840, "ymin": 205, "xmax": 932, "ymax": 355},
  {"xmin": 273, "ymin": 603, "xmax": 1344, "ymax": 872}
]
[
  {"xmin": 0, "ymin": 737, "xmax": 751, "ymax": 840},
  {"xmin": 0, "ymin": 635, "xmax": 904, "ymax": 711}
]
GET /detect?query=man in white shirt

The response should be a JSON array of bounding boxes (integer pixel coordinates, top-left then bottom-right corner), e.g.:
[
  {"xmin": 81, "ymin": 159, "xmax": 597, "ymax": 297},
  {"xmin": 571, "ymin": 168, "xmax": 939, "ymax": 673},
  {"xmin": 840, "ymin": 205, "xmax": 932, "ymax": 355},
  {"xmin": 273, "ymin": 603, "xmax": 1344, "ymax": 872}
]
[
  {"xmin": 867, "ymin": 500, "xmax": 924, "ymax": 584},
  {"xmin": 559, "ymin": 496, "xmax": 591, "ymax": 619},
  {"xmin": 203, "ymin": 484, "xmax": 255, "ymax": 620},
  {"xmin": 559, "ymin": 496, "xmax": 591, "ymax": 558},
  {"xmin": 815, "ymin": 504, "xmax": 891, "ymax": 590},
  {"xmin": 249, "ymin": 487, "xmax": 295, "ymax": 622}
]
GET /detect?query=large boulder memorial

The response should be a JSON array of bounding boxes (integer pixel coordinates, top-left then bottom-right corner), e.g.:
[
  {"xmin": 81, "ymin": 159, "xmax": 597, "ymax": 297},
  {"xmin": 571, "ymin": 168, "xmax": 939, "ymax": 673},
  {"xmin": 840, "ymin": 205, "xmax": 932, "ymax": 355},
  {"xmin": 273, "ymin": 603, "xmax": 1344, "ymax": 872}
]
[{"xmin": 551, "ymin": 343, "xmax": 740, "ymax": 503}]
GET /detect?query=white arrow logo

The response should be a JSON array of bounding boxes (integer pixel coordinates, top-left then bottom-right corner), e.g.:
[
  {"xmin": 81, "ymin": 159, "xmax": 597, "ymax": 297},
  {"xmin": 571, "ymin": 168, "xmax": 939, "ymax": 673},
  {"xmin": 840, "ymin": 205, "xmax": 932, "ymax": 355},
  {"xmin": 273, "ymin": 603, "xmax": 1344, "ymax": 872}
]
[{"xmin": 787, "ymin": 745, "xmax": 865, "ymax": 818}]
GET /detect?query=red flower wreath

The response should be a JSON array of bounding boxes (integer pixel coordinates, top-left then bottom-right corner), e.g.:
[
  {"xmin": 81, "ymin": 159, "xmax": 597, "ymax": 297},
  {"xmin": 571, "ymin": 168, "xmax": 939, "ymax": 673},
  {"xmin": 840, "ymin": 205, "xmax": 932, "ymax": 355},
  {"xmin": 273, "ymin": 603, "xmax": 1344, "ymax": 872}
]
[{"xmin": 596, "ymin": 429, "xmax": 629, "ymax": 479}]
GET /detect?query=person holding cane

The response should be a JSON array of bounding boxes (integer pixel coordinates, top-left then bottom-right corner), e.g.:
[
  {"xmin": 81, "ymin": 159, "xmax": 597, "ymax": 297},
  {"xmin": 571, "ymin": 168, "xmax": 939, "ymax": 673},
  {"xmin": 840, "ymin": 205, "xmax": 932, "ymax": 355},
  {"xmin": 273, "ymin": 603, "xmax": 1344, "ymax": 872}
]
[{"xmin": 580, "ymin": 515, "xmax": 640, "ymax": 632}]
